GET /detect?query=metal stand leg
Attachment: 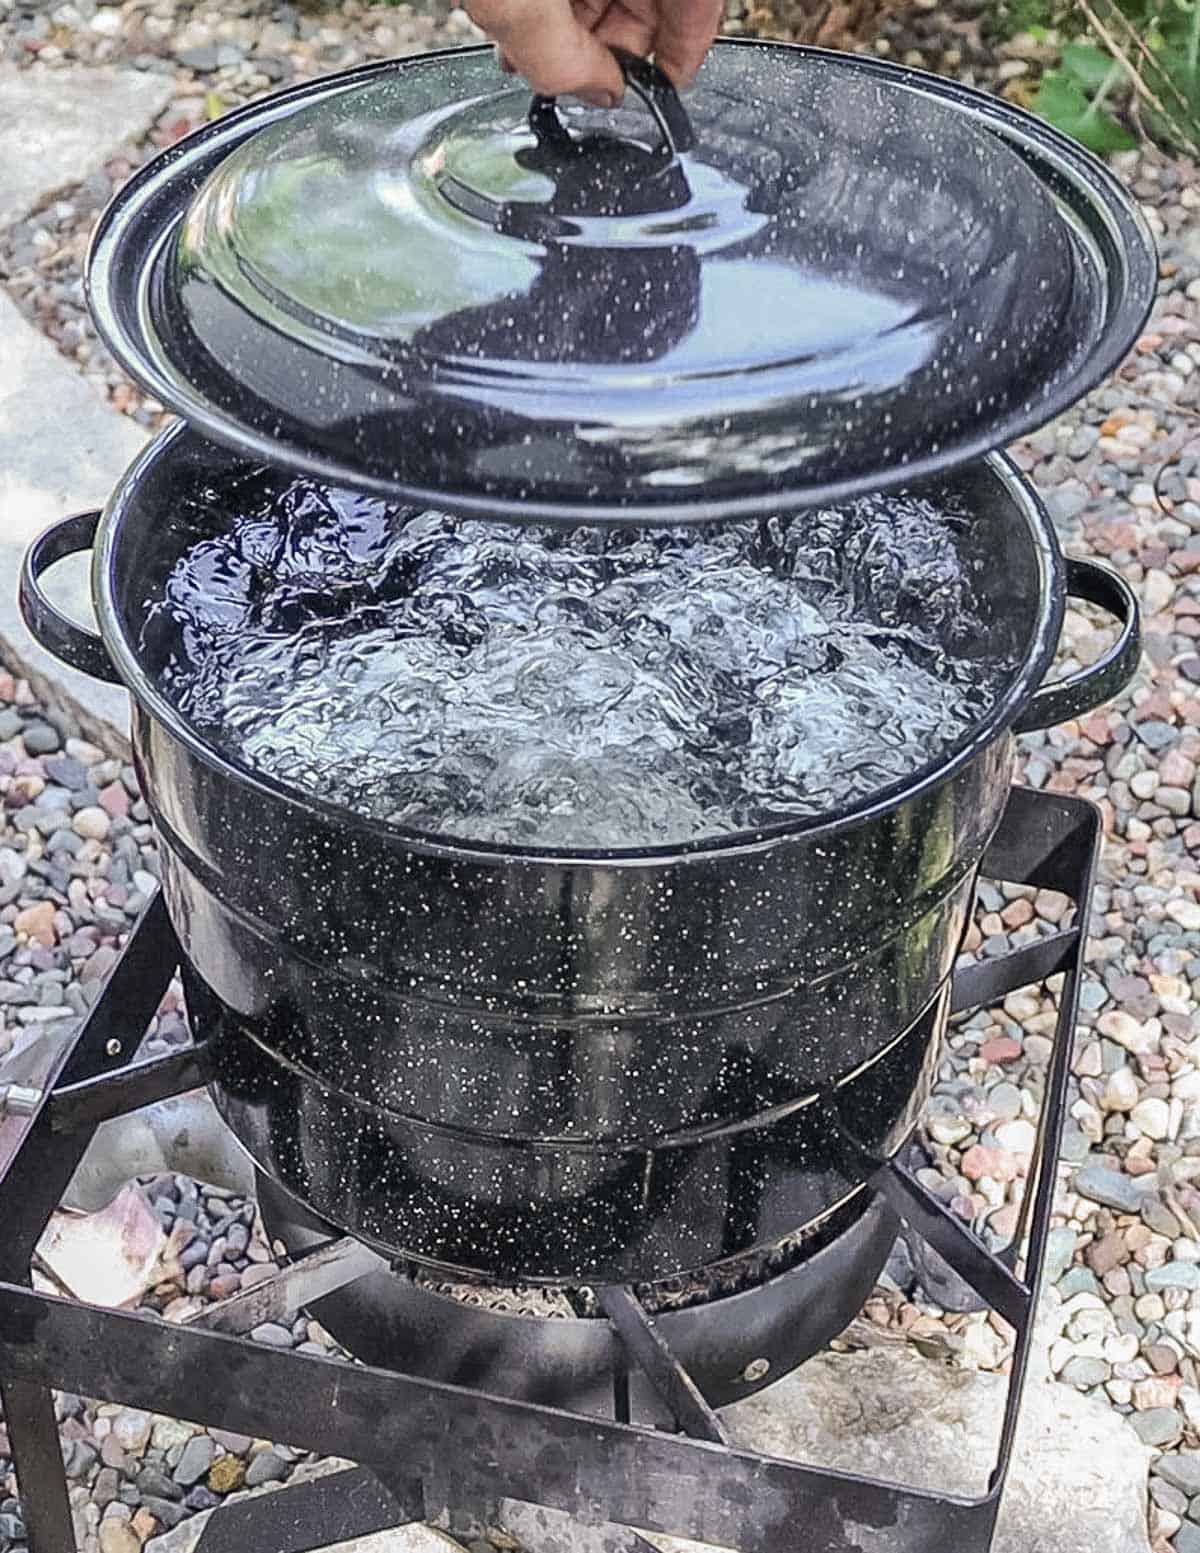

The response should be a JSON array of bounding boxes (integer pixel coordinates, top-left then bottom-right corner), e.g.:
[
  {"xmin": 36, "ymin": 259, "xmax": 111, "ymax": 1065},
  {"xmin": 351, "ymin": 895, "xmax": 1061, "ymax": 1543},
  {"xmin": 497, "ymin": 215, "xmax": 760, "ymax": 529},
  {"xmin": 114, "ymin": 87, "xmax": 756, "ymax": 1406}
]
[
  {"xmin": 0, "ymin": 895, "xmax": 183, "ymax": 1553},
  {"xmin": 194, "ymin": 1467, "xmax": 417, "ymax": 1553},
  {"xmin": 1, "ymin": 1380, "xmax": 75, "ymax": 1553}
]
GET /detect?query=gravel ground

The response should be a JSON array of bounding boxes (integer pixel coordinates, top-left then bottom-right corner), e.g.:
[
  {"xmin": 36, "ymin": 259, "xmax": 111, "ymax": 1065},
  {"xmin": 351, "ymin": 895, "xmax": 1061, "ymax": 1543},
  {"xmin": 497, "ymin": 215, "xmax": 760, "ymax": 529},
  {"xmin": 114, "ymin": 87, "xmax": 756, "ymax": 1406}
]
[
  {"xmin": 0, "ymin": 2, "xmax": 1198, "ymax": 1550},
  {"xmin": 884, "ymin": 151, "xmax": 1200, "ymax": 1553}
]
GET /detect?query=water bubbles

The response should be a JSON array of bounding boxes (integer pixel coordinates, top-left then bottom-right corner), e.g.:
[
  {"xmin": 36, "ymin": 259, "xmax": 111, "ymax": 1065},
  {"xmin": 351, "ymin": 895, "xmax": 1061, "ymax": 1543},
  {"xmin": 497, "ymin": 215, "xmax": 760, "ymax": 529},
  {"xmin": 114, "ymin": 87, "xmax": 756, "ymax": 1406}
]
[{"xmin": 148, "ymin": 479, "xmax": 1015, "ymax": 850}]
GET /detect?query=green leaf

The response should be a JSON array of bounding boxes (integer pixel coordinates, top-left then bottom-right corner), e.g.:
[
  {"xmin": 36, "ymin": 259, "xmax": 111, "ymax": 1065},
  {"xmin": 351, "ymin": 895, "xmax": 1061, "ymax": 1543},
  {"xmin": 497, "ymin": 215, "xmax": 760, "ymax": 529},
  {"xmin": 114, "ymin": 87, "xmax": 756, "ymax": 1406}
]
[
  {"xmin": 205, "ymin": 91, "xmax": 224, "ymax": 121},
  {"xmin": 1061, "ymin": 41, "xmax": 1123, "ymax": 92},
  {"xmin": 1081, "ymin": 112, "xmax": 1140, "ymax": 152},
  {"xmin": 1033, "ymin": 69, "xmax": 1138, "ymax": 152},
  {"xmin": 1033, "ymin": 68, "xmax": 1088, "ymax": 121}
]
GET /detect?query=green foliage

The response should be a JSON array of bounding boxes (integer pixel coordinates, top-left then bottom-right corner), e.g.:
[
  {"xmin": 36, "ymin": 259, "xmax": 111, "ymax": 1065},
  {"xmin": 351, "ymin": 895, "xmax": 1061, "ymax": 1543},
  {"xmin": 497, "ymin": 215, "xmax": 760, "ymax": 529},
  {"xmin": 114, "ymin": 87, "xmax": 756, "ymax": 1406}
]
[
  {"xmin": 1033, "ymin": 42, "xmax": 1137, "ymax": 150},
  {"xmin": 1016, "ymin": 0, "xmax": 1200, "ymax": 156},
  {"xmin": 1143, "ymin": 0, "xmax": 1200, "ymax": 143},
  {"xmin": 1060, "ymin": 37, "xmax": 1119, "ymax": 91}
]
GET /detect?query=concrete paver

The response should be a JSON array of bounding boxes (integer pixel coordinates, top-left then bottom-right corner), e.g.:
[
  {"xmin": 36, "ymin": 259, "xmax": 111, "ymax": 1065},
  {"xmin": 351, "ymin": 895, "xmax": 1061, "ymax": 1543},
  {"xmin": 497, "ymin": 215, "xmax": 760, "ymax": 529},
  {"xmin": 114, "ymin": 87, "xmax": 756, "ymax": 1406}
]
[{"xmin": 0, "ymin": 64, "xmax": 172, "ymax": 230}]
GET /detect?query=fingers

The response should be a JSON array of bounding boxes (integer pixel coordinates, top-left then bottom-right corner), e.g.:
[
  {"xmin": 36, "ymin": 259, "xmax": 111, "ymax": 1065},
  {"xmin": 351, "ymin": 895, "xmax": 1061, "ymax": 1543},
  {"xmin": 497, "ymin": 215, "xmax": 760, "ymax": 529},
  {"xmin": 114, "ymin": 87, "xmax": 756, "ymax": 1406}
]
[
  {"xmin": 652, "ymin": 0, "xmax": 723, "ymax": 85},
  {"xmin": 571, "ymin": 0, "xmax": 612, "ymax": 26},
  {"xmin": 468, "ymin": 0, "xmax": 626, "ymax": 101},
  {"xmin": 477, "ymin": 0, "xmax": 719, "ymax": 103},
  {"xmin": 590, "ymin": 0, "xmax": 655, "ymax": 64}
]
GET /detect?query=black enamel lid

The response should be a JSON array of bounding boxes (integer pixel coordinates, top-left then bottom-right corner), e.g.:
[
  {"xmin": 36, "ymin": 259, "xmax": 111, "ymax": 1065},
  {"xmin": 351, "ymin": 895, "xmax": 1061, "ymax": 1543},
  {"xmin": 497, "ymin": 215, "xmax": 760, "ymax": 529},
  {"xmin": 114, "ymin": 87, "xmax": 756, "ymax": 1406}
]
[{"xmin": 88, "ymin": 42, "xmax": 1158, "ymax": 524}]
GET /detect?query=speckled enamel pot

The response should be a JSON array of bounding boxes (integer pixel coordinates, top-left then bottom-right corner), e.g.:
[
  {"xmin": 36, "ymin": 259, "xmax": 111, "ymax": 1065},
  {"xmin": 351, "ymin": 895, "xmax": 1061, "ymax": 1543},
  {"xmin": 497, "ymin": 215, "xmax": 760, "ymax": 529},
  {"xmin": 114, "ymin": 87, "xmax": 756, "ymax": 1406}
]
[{"xmin": 21, "ymin": 425, "xmax": 1140, "ymax": 1282}]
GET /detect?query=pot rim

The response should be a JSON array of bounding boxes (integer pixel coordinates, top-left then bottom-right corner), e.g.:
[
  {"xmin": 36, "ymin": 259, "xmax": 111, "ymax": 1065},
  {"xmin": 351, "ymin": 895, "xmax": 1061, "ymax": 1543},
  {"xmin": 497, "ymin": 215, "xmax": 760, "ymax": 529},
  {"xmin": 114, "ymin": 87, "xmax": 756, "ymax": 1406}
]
[
  {"xmin": 92, "ymin": 422, "xmax": 1065, "ymax": 868},
  {"xmin": 84, "ymin": 40, "xmax": 1159, "ymax": 527}
]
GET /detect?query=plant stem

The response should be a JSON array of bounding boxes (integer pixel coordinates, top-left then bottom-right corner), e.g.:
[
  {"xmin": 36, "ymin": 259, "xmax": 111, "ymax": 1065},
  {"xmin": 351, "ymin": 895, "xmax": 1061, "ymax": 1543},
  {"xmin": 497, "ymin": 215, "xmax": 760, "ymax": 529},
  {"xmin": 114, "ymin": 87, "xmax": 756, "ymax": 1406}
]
[
  {"xmin": 1075, "ymin": 0, "xmax": 1199, "ymax": 152},
  {"xmin": 1082, "ymin": 57, "xmax": 1125, "ymax": 120},
  {"xmin": 1084, "ymin": 0, "xmax": 1193, "ymax": 114}
]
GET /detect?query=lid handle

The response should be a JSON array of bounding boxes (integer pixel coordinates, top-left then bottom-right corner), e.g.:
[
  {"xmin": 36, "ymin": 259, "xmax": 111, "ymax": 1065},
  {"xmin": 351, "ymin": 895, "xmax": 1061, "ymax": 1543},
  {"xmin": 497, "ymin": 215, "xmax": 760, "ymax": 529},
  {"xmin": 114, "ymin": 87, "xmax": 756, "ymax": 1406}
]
[{"xmin": 529, "ymin": 49, "xmax": 697, "ymax": 161}]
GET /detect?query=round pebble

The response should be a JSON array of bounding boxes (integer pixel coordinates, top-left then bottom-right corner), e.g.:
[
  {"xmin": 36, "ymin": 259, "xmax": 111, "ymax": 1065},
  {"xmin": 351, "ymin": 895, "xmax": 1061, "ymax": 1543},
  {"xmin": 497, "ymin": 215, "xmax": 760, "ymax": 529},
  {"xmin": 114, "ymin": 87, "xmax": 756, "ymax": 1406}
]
[
  {"xmin": 1132, "ymin": 1097, "xmax": 1173, "ymax": 1141},
  {"xmin": 71, "ymin": 805, "xmax": 111, "ymax": 841}
]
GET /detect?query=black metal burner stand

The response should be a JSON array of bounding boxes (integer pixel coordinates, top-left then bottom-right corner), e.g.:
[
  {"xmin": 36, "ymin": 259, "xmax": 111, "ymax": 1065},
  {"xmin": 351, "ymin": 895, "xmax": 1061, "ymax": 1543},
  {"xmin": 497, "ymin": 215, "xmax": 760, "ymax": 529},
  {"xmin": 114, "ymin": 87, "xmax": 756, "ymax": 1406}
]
[{"xmin": 0, "ymin": 786, "xmax": 1098, "ymax": 1553}]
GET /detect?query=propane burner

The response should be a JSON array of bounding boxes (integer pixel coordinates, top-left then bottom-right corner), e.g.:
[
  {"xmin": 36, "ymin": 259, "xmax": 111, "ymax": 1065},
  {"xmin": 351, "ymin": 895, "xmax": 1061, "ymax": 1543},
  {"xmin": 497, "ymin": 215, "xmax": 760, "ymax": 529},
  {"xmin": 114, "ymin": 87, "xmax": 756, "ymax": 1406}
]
[
  {"xmin": 255, "ymin": 1166, "xmax": 893, "ymax": 1417},
  {"xmin": 0, "ymin": 785, "xmax": 1098, "ymax": 1553},
  {"xmin": 429, "ymin": 1189, "xmax": 859, "ymax": 1318}
]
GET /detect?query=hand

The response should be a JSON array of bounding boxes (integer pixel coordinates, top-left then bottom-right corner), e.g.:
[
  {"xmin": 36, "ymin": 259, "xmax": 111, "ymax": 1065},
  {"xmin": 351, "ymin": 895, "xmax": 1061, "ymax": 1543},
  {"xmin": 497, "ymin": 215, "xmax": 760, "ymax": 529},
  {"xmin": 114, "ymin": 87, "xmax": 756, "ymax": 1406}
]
[{"xmin": 464, "ymin": 0, "xmax": 723, "ymax": 105}]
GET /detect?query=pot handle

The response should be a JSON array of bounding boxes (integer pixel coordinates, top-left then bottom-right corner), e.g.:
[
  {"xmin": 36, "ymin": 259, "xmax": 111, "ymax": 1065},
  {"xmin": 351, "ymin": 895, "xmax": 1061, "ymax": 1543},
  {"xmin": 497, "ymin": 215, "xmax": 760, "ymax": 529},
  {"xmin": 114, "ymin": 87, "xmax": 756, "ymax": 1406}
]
[
  {"xmin": 19, "ymin": 510, "xmax": 122, "ymax": 685},
  {"xmin": 1013, "ymin": 558, "xmax": 1140, "ymax": 734}
]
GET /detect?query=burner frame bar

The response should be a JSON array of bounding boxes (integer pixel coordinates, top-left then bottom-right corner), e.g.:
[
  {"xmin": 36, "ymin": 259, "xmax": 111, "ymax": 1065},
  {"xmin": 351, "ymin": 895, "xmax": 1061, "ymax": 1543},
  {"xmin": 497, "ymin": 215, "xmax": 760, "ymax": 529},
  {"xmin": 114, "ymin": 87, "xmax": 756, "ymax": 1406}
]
[{"xmin": 0, "ymin": 786, "xmax": 1098, "ymax": 1553}]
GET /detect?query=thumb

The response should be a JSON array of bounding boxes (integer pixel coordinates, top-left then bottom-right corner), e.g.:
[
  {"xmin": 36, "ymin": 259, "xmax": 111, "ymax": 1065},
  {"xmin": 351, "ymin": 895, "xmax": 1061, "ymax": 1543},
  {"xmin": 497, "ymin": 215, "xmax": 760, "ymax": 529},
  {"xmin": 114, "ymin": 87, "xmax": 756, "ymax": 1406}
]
[
  {"xmin": 652, "ymin": 0, "xmax": 722, "ymax": 86},
  {"xmin": 466, "ymin": 0, "xmax": 627, "ymax": 101}
]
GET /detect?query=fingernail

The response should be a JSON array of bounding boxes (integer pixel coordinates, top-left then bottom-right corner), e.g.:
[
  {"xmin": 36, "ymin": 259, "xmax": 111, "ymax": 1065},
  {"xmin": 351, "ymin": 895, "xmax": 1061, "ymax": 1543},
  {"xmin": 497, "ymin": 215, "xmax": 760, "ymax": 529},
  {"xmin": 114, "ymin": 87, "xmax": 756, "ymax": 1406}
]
[{"xmin": 578, "ymin": 90, "xmax": 617, "ymax": 109}]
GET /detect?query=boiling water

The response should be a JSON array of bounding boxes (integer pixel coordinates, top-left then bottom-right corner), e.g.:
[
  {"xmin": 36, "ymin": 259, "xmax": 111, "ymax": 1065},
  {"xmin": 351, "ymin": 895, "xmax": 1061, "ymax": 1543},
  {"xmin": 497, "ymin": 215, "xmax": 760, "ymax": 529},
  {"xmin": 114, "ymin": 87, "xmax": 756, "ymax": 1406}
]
[{"xmin": 146, "ymin": 481, "xmax": 1015, "ymax": 848}]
